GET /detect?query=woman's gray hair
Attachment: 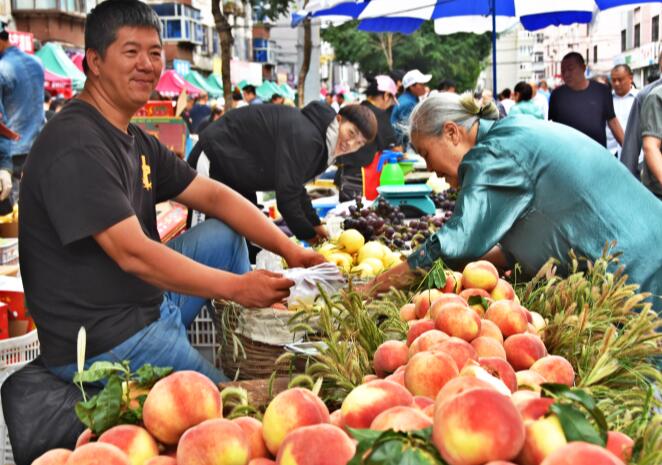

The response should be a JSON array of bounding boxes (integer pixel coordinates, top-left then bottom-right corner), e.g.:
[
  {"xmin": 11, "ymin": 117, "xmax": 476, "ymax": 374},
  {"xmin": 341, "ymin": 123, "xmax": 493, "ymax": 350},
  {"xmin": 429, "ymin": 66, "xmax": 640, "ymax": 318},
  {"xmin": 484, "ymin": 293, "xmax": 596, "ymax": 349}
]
[{"xmin": 408, "ymin": 92, "xmax": 499, "ymax": 139}]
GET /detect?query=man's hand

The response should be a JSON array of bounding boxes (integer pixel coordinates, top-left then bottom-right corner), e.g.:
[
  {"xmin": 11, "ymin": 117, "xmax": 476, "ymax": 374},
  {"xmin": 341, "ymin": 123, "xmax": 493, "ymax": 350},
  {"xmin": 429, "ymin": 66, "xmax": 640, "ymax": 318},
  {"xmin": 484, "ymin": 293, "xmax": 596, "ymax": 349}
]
[
  {"xmin": 313, "ymin": 225, "xmax": 329, "ymax": 241},
  {"xmin": 283, "ymin": 246, "xmax": 327, "ymax": 268},
  {"xmin": 0, "ymin": 170, "xmax": 12, "ymax": 202},
  {"xmin": 230, "ymin": 270, "xmax": 295, "ymax": 308}
]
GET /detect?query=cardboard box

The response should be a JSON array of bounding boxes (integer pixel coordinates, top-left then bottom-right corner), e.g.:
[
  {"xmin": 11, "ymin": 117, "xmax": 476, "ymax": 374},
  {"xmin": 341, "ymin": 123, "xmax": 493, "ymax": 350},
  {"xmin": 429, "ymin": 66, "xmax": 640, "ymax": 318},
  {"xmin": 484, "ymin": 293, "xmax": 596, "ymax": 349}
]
[{"xmin": 0, "ymin": 238, "xmax": 18, "ymax": 265}]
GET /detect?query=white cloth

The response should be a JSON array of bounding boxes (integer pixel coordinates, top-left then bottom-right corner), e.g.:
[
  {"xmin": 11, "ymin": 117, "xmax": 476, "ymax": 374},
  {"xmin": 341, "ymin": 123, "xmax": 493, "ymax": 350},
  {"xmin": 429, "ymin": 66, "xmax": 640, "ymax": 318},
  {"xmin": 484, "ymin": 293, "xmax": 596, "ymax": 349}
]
[
  {"xmin": 190, "ymin": 150, "xmax": 211, "ymax": 227},
  {"xmin": 533, "ymin": 93, "xmax": 549, "ymax": 120},
  {"xmin": 326, "ymin": 119, "xmax": 340, "ymax": 166},
  {"xmin": 0, "ymin": 170, "xmax": 12, "ymax": 202},
  {"xmin": 606, "ymin": 88, "xmax": 638, "ymax": 158},
  {"xmin": 501, "ymin": 98, "xmax": 515, "ymax": 115},
  {"xmin": 331, "ymin": 102, "xmax": 340, "ymax": 113}
]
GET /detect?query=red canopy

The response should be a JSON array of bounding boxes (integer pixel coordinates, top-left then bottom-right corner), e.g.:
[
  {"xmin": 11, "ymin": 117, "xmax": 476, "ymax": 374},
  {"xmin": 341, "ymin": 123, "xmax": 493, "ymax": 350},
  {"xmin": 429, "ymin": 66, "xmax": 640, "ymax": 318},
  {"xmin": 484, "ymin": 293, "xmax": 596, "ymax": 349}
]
[
  {"xmin": 156, "ymin": 70, "xmax": 203, "ymax": 98},
  {"xmin": 44, "ymin": 69, "xmax": 73, "ymax": 99},
  {"xmin": 71, "ymin": 53, "xmax": 85, "ymax": 72}
]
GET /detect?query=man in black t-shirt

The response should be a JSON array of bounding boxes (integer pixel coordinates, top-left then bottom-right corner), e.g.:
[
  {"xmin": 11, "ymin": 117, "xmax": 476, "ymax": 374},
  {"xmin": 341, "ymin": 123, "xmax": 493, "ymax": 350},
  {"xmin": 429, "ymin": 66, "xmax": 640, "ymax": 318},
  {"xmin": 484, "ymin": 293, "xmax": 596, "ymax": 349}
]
[
  {"xmin": 19, "ymin": 0, "xmax": 324, "ymax": 384},
  {"xmin": 549, "ymin": 52, "xmax": 624, "ymax": 148}
]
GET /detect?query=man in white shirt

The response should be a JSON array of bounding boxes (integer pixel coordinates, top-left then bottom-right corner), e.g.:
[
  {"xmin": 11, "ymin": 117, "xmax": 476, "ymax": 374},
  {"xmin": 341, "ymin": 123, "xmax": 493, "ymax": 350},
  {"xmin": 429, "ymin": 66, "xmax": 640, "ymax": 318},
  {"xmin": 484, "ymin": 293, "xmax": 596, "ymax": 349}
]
[
  {"xmin": 530, "ymin": 81, "xmax": 549, "ymax": 120},
  {"xmin": 607, "ymin": 64, "xmax": 638, "ymax": 159}
]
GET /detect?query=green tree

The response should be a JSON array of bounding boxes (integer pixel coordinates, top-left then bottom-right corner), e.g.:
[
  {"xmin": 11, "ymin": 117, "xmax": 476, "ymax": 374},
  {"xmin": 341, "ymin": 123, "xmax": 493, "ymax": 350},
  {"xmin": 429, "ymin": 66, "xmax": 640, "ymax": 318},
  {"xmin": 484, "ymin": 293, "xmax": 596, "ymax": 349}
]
[{"xmin": 321, "ymin": 21, "xmax": 491, "ymax": 92}]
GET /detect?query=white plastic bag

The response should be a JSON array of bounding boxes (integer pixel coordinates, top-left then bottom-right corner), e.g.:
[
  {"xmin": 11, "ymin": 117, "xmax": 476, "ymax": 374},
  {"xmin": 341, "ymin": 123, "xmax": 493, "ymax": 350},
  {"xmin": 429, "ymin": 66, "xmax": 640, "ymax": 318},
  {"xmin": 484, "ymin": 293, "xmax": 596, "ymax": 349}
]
[{"xmin": 281, "ymin": 262, "xmax": 346, "ymax": 308}]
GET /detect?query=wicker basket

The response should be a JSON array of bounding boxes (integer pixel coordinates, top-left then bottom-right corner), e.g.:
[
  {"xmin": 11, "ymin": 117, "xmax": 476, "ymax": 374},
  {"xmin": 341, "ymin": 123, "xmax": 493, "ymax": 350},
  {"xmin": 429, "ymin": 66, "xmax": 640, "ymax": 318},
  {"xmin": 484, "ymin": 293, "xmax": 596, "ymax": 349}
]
[{"xmin": 212, "ymin": 300, "xmax": 310, "ymax": 380}]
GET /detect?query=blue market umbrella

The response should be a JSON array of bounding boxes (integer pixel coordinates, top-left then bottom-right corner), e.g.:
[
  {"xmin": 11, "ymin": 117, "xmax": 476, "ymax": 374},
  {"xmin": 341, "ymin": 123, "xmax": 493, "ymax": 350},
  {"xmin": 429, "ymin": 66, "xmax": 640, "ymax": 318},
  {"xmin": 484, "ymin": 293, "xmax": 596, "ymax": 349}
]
[{"xmin": 295, "ymin": 0, "xmax": 662, "ymax": 90}]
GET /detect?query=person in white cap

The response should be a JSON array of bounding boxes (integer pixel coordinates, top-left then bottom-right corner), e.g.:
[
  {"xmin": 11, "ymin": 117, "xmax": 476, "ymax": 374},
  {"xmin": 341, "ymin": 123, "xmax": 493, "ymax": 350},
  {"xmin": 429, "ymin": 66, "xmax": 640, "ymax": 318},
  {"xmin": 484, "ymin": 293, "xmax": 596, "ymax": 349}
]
[
  {"xmin": 335, "ymin": 75, "xmax": 401, "ymax": 200},
  {"xmin": 390, "ymin": 69, "xmax": 431, "ymax": 146}
]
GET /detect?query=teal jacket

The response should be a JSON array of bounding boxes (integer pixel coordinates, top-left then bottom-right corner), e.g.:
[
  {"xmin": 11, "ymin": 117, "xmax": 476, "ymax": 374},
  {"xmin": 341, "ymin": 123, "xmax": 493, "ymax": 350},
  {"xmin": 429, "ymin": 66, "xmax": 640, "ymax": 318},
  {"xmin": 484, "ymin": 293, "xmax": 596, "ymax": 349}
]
[
  {"xmin": 408, "ymin": 116, "xmax": 662, "ymax": 309},
  {"xmin": 508, "ymin": 101, "xmax": 544, "ymax": 119}
]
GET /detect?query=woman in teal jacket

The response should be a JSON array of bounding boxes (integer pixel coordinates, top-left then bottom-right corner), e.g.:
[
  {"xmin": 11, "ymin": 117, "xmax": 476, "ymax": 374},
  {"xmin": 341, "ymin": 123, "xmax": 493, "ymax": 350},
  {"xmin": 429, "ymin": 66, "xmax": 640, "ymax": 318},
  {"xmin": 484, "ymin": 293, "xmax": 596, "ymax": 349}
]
[
  {"xmin": 372, "ymin": 93, "xmax": 662, "ymax": 310},
  {"xmin": 507, "ymin": 82, "xmax": 544, "ymax": 119}
]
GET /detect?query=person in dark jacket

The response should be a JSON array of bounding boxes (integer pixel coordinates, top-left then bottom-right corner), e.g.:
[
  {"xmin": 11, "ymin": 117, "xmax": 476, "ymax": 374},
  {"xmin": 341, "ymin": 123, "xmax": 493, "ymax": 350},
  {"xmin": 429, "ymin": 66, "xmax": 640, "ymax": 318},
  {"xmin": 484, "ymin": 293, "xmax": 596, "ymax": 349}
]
[
  {"xmin": 335, "ymin": 75, "xmax": 401, "ymax": 201},
  {"xmin": 188, "ymin": 101, "xmax": 377, "ymax": 243}
]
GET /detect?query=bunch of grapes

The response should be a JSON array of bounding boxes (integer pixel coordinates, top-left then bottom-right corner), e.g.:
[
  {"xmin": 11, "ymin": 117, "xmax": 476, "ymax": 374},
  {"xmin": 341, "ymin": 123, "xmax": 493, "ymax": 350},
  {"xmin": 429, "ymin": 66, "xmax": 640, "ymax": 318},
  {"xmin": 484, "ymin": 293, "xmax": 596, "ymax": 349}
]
[{"xmin": 431, "ymin": 188, "xmax": 457, "ymax": 210}]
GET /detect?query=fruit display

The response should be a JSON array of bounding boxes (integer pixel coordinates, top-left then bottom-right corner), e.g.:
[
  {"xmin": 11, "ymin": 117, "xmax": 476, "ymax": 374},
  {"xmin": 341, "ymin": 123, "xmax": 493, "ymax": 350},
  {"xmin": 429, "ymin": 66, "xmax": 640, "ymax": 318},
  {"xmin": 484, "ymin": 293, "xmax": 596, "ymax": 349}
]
[
  {"xmin": 317, "ymin": 228, "xmax": 403, "ymax": 278},
  {"xmin": 339, "ymin": 194, "xmax": 456, "ymax": 249},
  {"xmin": 29, "ymin": 253, "xmax": 661, "ymax": 465}
]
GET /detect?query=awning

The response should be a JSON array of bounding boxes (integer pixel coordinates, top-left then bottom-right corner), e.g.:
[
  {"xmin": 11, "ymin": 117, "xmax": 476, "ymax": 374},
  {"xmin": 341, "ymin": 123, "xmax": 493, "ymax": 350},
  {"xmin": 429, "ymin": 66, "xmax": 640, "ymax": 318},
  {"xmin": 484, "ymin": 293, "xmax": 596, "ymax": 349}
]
[
  {"xmin": 156, "ymin": 70, "xmax": 204, "ymax": 98},
  {"xmin": 206, "ymin": 74, "xmax": 224, "ymax": 94},
  {"xmin": 184, "ymin": 70, "xmax": 221, "ymax": 98},
  {"xmin": 71, "ymin": 53, "xmax": 85, "ymax": 73},
  {"xmin": 35, "ymin": 43, "xmax": 86, "ymax": 91},
  {"xmin": 44, "ymin": 69, "xmax": 72, "ymax": 99}
]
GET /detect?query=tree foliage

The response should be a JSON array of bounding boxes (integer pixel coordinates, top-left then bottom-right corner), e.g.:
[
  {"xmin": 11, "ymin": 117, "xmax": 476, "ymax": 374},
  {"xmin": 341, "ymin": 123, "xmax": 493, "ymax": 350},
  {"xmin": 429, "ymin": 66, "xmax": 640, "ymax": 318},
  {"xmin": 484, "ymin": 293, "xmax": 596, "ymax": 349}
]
[{"xmin": 321, "ymin": 21, "xmax": 491, "ymax": 92}]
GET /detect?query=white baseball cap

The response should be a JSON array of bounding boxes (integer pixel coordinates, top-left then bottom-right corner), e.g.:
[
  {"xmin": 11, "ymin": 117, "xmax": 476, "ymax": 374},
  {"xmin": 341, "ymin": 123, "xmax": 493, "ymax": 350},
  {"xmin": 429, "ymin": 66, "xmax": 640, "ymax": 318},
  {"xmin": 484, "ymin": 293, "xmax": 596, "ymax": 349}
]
[{"xmin": 403, "ymin": 69, "xmax": 432, "ymax": 89}]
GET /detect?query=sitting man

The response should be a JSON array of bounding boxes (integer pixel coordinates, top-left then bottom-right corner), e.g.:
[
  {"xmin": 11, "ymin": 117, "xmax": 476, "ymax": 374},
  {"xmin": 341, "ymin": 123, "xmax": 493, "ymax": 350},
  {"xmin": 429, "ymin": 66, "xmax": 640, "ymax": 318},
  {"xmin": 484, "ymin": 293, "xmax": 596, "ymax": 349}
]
[{"xmin": 19, "ymin": 0, "xmax": 324, "ymax": 385}]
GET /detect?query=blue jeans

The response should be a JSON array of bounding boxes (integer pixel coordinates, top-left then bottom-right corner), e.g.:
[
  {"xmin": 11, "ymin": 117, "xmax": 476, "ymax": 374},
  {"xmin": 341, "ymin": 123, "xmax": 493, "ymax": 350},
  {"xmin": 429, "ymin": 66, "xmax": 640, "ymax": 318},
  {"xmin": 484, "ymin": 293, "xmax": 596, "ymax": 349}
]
[{"xmin": 49, "ymin": 219, "xmax": 250, "ymax": 385}]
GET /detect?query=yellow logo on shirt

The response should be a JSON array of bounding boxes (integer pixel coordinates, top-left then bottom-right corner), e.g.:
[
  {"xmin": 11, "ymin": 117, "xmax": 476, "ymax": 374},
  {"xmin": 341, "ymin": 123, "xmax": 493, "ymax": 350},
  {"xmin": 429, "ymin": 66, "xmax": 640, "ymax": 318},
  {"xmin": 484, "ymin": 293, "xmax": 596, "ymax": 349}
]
[{"xmin": 141, "ymin": 155, "xmax": 152, "ymax": 191}]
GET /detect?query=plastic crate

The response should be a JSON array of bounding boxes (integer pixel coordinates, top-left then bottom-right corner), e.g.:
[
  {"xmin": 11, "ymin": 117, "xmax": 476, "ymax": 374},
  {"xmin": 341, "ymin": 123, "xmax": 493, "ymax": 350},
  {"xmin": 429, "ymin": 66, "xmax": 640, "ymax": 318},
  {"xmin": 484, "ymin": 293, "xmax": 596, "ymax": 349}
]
[
  {"xmin": 187, "ymin": 306, "xmax": 218, "ymax": 368},
  {"xmin": 0, "ymin": 330, "xmax": 40, "ymax": 465}
]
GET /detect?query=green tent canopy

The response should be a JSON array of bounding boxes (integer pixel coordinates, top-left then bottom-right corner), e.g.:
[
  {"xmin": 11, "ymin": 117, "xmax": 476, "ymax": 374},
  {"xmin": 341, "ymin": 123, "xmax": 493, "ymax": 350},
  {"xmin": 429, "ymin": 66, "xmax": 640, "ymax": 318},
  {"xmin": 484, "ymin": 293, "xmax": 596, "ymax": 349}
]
[
  {"xmin": 185, "ymin": 70, "xmax": 221, "ymax": 98},
  {"xmin": 206, "ymin": 74, "xmax": 223, "ymax": 94},
  {"xmin": 36, "ymin": 43, "xmax": 86, "ymax": 91},
  {"xmin": 278, "ymin": 83, "xmax": 296, "ymax": 101}
]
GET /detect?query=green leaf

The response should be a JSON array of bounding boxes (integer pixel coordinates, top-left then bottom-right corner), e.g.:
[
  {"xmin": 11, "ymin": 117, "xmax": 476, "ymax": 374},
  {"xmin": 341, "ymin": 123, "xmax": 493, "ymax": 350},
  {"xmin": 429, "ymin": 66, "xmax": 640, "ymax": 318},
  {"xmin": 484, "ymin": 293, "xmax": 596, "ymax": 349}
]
[
  {"xmin": 74, "ymin": 396, "xmax": 98, "ymax": 431},
  {"xmin": 73, "ymin": 361, "xmax": 127, "ymax": 384},
  {"xmin": 400, "ymin": 448, "xmax": 444, "ymax": 465},
  {"xmin": 542, "ymin": 384, "xmax": 608, "ymax": 444},
  {"xmin": 88, "ymin": 375, "xmax": 124, "ymax": 435},
  {"xmin": 348, "ymin": 427, "xmax": 384, "ymax": 443},
  {"xmin": 368, "ymin": 439, "xmax": 405, "ymax": 464},
  {"xmin": 467, "ymin": 296, "xmax": 489, "ymax": 310},
  {"xmin": 550, "ymin": 403, "xmax": 605, "ymax": 446},
  {"xmin": 133, "ymin": 364, "xmax": 173, "ymax": 387}
]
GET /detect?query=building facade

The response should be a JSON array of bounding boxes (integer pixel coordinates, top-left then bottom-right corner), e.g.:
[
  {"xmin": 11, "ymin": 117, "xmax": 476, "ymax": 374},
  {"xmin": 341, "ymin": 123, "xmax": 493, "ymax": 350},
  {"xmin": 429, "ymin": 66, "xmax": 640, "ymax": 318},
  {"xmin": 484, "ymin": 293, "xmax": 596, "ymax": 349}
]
[
  {"xmin": 484, "ymin": 25, "xmax": 535, "ymax": 93},
  {"xmin": 614, "ymin": 4, "xmax": 662, "ymax": 87}
]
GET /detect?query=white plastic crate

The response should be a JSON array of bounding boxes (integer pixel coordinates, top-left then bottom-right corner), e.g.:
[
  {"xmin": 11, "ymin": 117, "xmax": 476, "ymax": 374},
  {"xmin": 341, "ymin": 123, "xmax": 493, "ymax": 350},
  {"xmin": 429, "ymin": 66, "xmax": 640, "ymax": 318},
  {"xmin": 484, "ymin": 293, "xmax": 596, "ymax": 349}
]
[
  {"xmin": 187, "ymin": 306, "xmax": 218, "ymax": 368},
  {"xmin": 0, "ymin": 330, "xmax": 40, "ymax": 465}
]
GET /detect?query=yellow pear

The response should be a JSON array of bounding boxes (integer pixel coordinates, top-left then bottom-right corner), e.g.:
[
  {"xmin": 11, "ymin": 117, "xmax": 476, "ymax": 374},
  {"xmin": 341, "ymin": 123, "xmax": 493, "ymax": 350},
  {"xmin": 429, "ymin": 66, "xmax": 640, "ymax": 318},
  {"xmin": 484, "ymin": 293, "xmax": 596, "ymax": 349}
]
[
  {"xmin": 361, "ymin": 257, "xmax": 384, "ymax": 275},
  {"xmin": 328, "ymin": 252, "xmax": 353, "ymax": 273},
  {"xmin": 337, "ymin": 229, "xmax": 365, "ymax": 254},
  {"xmin": 358, "ymin": 241, "xmax": 385, "ymax": 263}
]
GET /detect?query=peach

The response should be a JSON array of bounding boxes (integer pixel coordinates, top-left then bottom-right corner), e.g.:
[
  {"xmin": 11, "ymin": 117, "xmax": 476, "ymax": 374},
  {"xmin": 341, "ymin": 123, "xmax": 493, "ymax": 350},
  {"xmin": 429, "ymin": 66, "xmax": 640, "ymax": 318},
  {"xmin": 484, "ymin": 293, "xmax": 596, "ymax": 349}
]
[
  {"xmin": 329, "ymin": 410, "xmax": 345, "ymax": 430},
  {"xmin": 471, "ymin": 337, "xmax": 506, "ymax": 360},
  {"xmin": 177, "ymin": 419, "xmax": 250, "ymax": 465},
  {"xmin": 145, "ymin": 458, "xmax": 178, "ymax": 465},
  {"xmin": 233, "ymin": 417, "xmax": 269, "ymax": 460},
  {"xmin": 527, "ymin": 323, "xmax": 538, "ymax": 334},
  {"xmin": 434, "ymin": 337, "xmax": 478, "ymax": 370},
  {"xmin": 530, "ymin": 312, "xmax": 546, "ymax": 334},
  {"xmin": 504, "ymin": 334, "xmax": 547, "ymax": 370},
  {"xmin": 275, "ymin": 424, "xmax": 355, "ymax": 465},
  {"xmin": 341, "ymin": 379, "xmax": 413, "ymax": 429},
  {"xmin": 262, "ymin": 388, "xmax": 330, "ymax": 455},
  {"xmin": 385, "ymin": 368, "xmax": 406, "ymax": 386},
  {"xmin": 423, "ymin": 404, "xmax": 435, "ymax": 418},
  {"xmin": 370, "ymin": 406, "xmax": 433, "ymax": 432},
  {"xmin": 142, "ymin": 371, "xmax": 222, "ymax": 445},
  {"xmin": 516, "ymin": 370, "xmax": 547, "ymax": 392},
  {"xmin": 409, "ymin": 329, "xmax": 449, "ymax": 356},
  {"xmin": 459, "ymin": 288, "xmax": 492, "ymax": 317},
  {"xmin": 435, "ymin": 376, "xmax": 497, "ymax": 410},
  {"xmin": 491, "ymin": 279, "xmax": 516, "ymax": 301},
  {"xmin": 517, "ymin": 415, "xmax": 567, "ymax": 465},
  {"xmin": 430, "ymin": 294, "xmax": 468, "ymax": 320},
  {"xmin": 441, "ymin": 271, "xmax": 463, "ymax": 294},
  {"xmin": 66, "ymin": 443, "xmax": 131, "ymax": 465},
  {"xmin": 486, "ymin": 301, "xmax": 529, "ymax": 337},
  {"xmin": 75, "ymin": 429, "xmax": 95, "ymax": 449},
  {"xmin": 433, "ymin": 388, "xmax": 525, "ymax": 465},
  {"xmin": 530, "ymin": 356, "xmax": 575, "ymax": 387},
  {"xmin": 479, "ymin": 357, "xmax": 517, "ymax": 393},
  {"xmin": 362, "ymin": 374, "xmax": 379, "ymax": 384},
  {"xmin": 515, "ymin": 397, "xmax": 555, "ymax": 422},
  {"xmin": 511, "ymin": 390, "xmax": 541, "ymax": 406},
  {"xmin": 412, "ymin": 396, "xmax": 434, "ymax": 410},
  {"xmin": 540, "ymin": 442, "xmax": 625, "ymax": 465},
  {"xmin": 478, "ymin": 319, "xmax": 504, "ymax": 344},
  {"xmin": 434, "ymin": 303, "xmax": 481, "ymax": 341},
  {"xmin": 98, "ymin": 425, "xmax": 159, "ymax": 465},
  {"xmin": 405, "ymin": 351, "xmax": 459, "ymax": 398},
  {"xmin": 250, "ymin": 460, "xmax": 276, "ymax": 465},
  {"xmin": 32, "ymin": 449, "xmax": 72, "ymax": 465},
  {"xmin": 462, "ymin": 261, "xmax": 499, "ymax": 292},
  {"xmin": 413, "ymin": 289, "xmax": 444, "ymax": 319},
  {"xmin": 406, "ymin": 319, "xmax": 435, "ymax": 346},
  {"xmin": 459, "ymin": 363, "xmax": 512, "ymax": 396},
  {"xmin": 373, "ymin": 340, "xmax": 409, "ymax": 377},
  {"xmin": 484, "ymin": 463, "xmax": 518, "ymax": 465},
  {"xmin": 606, "ymin": 431, "xmax": 634, "ymax": 463},
  {"xmin": 399, "ymin": 303, "xmax": 416, "ymax": 321}
]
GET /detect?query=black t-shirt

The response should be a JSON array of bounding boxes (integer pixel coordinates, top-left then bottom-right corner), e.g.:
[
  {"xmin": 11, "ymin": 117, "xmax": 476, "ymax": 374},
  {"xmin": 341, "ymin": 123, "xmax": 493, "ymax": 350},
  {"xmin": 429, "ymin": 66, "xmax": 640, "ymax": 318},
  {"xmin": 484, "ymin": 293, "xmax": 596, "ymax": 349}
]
[
  {"xmin": 19, "ymin": 99, "xmax": 197, "ymax": 366},
  {"xmin": 548, "ymin": 81, "xmax": 616, "ymax": 147}
]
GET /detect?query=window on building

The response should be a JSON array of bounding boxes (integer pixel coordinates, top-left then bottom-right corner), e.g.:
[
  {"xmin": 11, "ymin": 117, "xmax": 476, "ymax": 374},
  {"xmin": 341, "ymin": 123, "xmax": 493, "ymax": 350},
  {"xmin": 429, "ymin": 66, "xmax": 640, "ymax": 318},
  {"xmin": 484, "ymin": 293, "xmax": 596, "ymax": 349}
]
[
  {"xmin": 634, "ymin": 23, "xmax": 641, "ymax": 48},
  {"xmin": 653, "ymin": 15, "xmax": 659, "ymax": 43},
  {"xmin": 621, "ymin": 29, "xmax": 627, "ymax": 52},
  {"xmin": 154, "ymin": 3, "xmax": 203, "ymax": 43},
  {"xmin": 593, "ymin": 45, "xmax": 598, "ymax": 64},
  {"xmin": 163, "ymin": 19, "xmax": 183, "ymax": 39}
]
